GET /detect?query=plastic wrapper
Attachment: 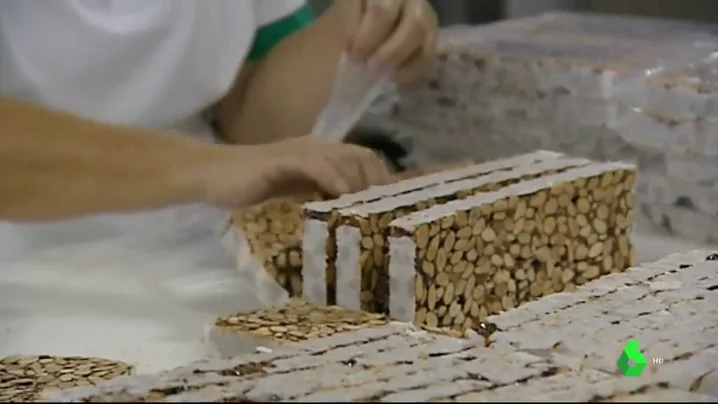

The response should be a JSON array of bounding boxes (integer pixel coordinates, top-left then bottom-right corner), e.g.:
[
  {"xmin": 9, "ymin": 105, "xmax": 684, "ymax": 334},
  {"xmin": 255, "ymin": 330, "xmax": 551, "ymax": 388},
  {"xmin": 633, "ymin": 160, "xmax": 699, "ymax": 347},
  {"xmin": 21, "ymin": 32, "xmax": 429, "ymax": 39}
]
[
  {"xmin": 380, "ymin": 11, "xmax": 718, "ymax": 166},
  {"xmin": 370, "ymin": 11, "xmax": 718, "ymax": 245},
  {"xmin": 627, "ymin": 52, "xmax": 718, "ymax": 244},
  {"xmin": 311, "ymin": 53, "xmax": 390, "ymax": 141},
  {"xmin": 619, "ymin": 52, "xmax": 718, "ymax": 154}
]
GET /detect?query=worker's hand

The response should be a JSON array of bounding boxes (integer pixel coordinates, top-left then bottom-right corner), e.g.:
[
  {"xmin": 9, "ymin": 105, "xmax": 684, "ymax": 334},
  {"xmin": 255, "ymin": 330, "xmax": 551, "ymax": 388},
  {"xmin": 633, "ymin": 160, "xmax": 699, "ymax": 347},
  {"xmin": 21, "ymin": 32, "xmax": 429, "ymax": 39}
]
[
  {"xmin": 197, "ymin": 136, "xmax": 392, "ymax": 209},
  {"xmin": 334, "ymin": 0, "xmax": 439, "ymax": 83}
]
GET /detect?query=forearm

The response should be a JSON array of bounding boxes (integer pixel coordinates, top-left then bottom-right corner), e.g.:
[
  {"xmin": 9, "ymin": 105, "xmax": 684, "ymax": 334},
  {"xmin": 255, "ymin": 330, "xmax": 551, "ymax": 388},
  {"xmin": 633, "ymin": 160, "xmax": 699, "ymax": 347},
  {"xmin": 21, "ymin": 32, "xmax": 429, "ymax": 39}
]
[
  {"xmin": 0, "ymin": 98, "xmax": 212, "ymax": 222},
  {"xmin": 217, "ymin": 5, "xmax": 345, "ymax": 144}
]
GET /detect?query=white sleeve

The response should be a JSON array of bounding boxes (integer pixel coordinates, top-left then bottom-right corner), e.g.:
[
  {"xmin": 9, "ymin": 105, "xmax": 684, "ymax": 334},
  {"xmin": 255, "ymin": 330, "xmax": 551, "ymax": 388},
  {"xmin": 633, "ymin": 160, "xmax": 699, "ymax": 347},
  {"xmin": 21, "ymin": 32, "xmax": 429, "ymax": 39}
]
[{"xmin": 252, "ymin": 0, "xmax": 307, "ymax": 27}]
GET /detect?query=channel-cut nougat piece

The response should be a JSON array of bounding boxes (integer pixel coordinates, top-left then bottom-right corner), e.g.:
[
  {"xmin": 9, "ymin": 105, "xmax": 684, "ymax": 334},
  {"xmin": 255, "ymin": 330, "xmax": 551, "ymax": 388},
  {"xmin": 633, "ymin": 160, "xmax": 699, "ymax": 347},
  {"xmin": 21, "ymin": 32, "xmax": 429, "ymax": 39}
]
[
  {"xmin": 301, "ymin": 150, "xmax": 563, "ymax": 305},
  {"xmin": 387, "ymin": 162, "xmax": 637, "ymax": 330},
  {"xmin": 334, "ymin": 156, "xmax": 592, "ymax": 313},
  {"xmin": 208, "ymin": 298, "xmax": 463, "ymax": 358},
  {"xmin": 640, "ymin": 58, "xmax": 718, "ymax": 123}
]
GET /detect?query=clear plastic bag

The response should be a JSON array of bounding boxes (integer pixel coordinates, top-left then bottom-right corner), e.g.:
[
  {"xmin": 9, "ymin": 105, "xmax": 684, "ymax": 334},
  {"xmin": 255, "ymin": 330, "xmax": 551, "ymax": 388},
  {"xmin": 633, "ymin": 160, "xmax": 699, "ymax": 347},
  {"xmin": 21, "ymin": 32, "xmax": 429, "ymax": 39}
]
[
  {"xmin": 617, "ymin": 51, "xmax": 718, "ymax": 244},
  {"xmin": 311, "ymin": 53, "xmax": 391, "ymax": 140},
  {"xmin": 616, "ymin": 50, "xmax": 718, "ymax": 129},
  {"xmin": 383, "ymin": 13, "xmax": 718, "ymax": 166}
]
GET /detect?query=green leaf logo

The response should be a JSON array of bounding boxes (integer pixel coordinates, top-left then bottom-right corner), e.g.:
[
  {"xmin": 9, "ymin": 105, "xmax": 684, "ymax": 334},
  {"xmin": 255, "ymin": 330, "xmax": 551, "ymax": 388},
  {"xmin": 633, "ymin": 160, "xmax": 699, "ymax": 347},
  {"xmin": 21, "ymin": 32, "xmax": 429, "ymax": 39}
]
[{"xmin": 617, "ymin": 340, "xmax": 647, "ymax": 376}]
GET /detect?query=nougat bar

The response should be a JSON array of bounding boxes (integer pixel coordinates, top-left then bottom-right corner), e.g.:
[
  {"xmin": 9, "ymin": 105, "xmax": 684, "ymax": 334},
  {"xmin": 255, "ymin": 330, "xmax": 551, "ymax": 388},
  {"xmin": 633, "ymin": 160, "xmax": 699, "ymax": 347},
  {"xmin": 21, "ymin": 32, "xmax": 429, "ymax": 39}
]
[
  {"xmin": 388, "ymin": 162, "xmax": 636, "ymax": 330},
  {"xmin": 301, "ymin": 150, "xmax": 563, "ymax": 304},
  {"xmin": 334, "ymin": 156, "xmax": 593, "ymax": 313}
]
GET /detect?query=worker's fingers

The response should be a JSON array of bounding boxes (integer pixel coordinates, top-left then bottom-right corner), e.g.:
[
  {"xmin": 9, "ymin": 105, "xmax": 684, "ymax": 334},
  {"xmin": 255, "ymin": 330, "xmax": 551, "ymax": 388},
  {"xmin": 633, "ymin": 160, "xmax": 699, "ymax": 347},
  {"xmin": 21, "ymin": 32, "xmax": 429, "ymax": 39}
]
[
  {"xmin": 338, "ymin": 0, "xmax": 364, "ymax": 44},
  {"xmin": 369, "ymin": 0, "xmax": 438, "ymax": 73},
  {"xmin": 269, "ymin": 155, "xmax": 350, "ymax": 199},
  {"xmin": 267, "ymin": 137, "xmax": 392, "ymax": 198},
  {"xmin": 311, "ymin": 140, "xmax": 391, "ymax": 194},
  {"xmin": 394, "ymin": 26, "xmax": 437, "ymax": 83},
  {"xmin": 349, "ymin": 0, "xmax": 403, "ymax": 62},
  {"xmin": 335, "ymin": 144, "xmax": 393, "ymax": 193}
]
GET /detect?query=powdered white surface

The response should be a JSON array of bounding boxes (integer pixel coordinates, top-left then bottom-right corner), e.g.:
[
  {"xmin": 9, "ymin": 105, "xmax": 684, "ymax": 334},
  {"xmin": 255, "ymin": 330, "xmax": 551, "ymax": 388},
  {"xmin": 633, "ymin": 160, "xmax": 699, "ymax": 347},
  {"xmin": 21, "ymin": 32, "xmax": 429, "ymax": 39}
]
[
  {"xmin": 0, "ymin": 217, "xmax": 712, "ymax": 375},
  {"xmin": 0, "ymin": 223, "xmax": 269, "ymax": 374}
]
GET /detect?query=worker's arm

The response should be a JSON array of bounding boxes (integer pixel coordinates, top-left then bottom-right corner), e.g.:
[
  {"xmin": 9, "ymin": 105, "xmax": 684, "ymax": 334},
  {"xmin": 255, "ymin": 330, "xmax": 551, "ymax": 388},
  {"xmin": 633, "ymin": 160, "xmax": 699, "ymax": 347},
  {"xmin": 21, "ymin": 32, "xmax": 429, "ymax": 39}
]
[
  {"xmin": 215, "ymin": 2, "xmax": 343, "ymax": 145},
  {"xmin": 216, "ymin": 0, "xmax": 438, "ymax": 145},
  {"xmin": 0, "ymin": 98, "xmax": 214, "ymax": 222},
  {"xmin": 0, "ymin": 98, "xmax": 390, "ymax": 222}
]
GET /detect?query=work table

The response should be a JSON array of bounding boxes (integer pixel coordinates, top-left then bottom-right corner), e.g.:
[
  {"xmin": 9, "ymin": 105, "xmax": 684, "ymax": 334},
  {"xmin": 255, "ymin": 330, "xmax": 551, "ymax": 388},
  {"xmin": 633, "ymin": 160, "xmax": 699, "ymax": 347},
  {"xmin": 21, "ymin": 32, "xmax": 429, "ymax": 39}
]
[{"xmin": 0, "ymin": 221, "xmax": 711, "ymax": 375}]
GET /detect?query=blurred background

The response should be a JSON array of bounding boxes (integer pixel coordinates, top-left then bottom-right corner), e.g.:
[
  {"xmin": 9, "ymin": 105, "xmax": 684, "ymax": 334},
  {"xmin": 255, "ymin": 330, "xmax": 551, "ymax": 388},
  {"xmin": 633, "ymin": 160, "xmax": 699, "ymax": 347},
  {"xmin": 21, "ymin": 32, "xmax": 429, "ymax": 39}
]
[{"xmin": 309, "ymin": 0, "xmax": 718, "ymax": 24}]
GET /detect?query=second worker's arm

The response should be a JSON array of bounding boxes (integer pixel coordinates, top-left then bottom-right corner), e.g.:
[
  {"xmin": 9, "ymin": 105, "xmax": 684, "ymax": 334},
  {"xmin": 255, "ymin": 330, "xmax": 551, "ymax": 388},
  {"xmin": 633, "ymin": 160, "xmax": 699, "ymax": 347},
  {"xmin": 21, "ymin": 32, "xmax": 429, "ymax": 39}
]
[{"xmin": 216, "ymin": 0, "xmax": 437, "ymax": 145}]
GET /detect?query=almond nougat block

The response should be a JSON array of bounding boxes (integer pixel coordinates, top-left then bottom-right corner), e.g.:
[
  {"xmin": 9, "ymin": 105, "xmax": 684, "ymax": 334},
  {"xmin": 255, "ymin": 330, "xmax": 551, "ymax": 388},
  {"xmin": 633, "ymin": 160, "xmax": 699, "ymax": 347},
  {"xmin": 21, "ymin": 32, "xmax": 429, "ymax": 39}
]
[
  {"xmin": 334, "ymin": 156, "xmax": 593, "ymax": 313},
  {"xmin": 388, "ymin": 162, "xmax": 636, "ymax": 330},
  {"xmin": 301, "ymin": 150, "xmax": 563, "ymax": 305}
]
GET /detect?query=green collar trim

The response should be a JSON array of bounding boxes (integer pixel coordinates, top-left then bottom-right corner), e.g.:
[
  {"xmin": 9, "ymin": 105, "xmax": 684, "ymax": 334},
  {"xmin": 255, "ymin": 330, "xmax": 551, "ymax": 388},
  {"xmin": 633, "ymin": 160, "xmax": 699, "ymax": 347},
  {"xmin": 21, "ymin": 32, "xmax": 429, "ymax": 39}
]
[{"xmin": 247, "ymin": 5, "xmax": 315, "ymax": 61}]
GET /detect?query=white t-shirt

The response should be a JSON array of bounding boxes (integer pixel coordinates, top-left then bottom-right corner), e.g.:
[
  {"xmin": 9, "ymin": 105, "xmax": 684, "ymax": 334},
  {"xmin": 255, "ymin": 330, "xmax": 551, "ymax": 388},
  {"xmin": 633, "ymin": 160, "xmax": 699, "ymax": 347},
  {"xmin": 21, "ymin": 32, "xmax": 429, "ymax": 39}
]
[{"xmin": 0, "ymin": 0, "xmax": 307, "ymax": 261}]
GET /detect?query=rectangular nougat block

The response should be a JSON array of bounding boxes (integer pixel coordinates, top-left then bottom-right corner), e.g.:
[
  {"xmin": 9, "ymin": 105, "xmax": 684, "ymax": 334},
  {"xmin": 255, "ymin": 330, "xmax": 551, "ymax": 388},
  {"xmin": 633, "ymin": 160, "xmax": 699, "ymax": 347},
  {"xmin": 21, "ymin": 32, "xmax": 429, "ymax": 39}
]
[
  {"xmin": 387, "ymin": 162, "xmax": 637, "ymax": 330},
  {"xmin": 617, "ymin": 61, "xmax": 718, "ymax": 156},
  {"xmin": 640, "ymin": 58, "xmax": 718, "ymax": 122},
  {"xmin": 334, "ymin": 156, "xmax": 593, "ymax": 313},
  {"xmin": 301, "ymin": 150, "xmax": 563, "ymax": 305},
  {"xmin": 427, "ymin": 12, "xmax": 717, "ymax": 100}
]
